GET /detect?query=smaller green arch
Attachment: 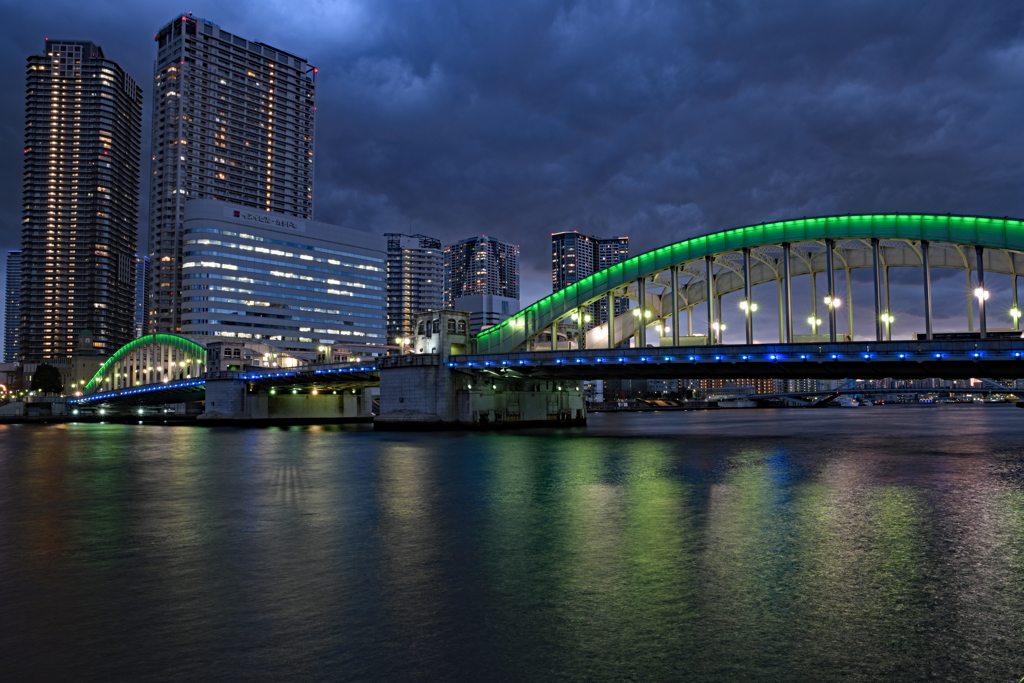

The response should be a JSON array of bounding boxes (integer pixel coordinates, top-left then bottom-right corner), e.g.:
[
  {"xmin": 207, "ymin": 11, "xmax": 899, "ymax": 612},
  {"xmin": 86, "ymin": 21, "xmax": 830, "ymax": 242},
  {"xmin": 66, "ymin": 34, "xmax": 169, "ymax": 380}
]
[{"xmin": 84, "ymin": 334, "xmax": 207, "ymax": 394}]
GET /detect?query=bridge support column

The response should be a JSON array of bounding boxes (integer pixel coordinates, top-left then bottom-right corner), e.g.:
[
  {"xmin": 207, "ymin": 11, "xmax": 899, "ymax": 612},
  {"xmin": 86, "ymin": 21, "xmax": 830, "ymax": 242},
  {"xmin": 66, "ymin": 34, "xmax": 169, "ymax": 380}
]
[
  {"xmin": 637, "ymin": 278, "xmax": 647, "ymax": 348},
  {"xmin": 884, "ymin": 265, "xmax": 892, "ymax": 341},
  {"xmin": 966, "ymin": 269, "xmax": 974, "ymax": 333},
  {"xmin": 977, "ymin": 245, "xmax": 987, "ymax": 339},
  {"xmin": 607, "ymin": 290, "xmax": 615, "ymax": 348},
  {"xmin": 777, "ymin": 278, "xmax": 784, "ymax": 342},
  {"xmin": 1014, "ymin": 275, "xmax": 1019, "ymax": 331},
  {"xmin": 576, "ymin": 308, "xmax": 583, "ymax": 350},
  {"xmin": 922, "ymin": 240, "xmax": 933, "ymax": 340},
  {"xmin": 872, "ymin": 238, "xmax": 883, "ymax": 342},
  {"xmin": 671, "ymin": 266, "xmax": 680, "ymax": 347},
  {"xmin": 810, "ymin": 270, "xmax": 818, "ymax": 334},
  {"xmin": 846, "ymin": 268, "xmax": 854, "ymax": 341},
  {"xmin": 782, "ymin": 243, "xmax": 792, "ymax": 343},
  {"xmin": 743, "ymin": 247, "xmax": 753, "ymax": 344},
  {"xmin": 706, "ymin": 255, "xmax": 715, "ymax": 344},
  {"xmin": 826, "ymin": 238, "xmax": 837, "ymax": 343}
]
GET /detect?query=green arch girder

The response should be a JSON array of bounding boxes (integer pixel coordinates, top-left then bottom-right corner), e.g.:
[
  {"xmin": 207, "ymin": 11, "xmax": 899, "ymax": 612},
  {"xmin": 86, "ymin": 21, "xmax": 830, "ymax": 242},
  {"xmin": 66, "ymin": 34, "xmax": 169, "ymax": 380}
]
[
  {"xmin": 475, "ymin": 213, "xmax": 1024, "ymax": 354},
  {"xmin": 84, "ymin": 334, "xmax": 207, "ymax": 393}
]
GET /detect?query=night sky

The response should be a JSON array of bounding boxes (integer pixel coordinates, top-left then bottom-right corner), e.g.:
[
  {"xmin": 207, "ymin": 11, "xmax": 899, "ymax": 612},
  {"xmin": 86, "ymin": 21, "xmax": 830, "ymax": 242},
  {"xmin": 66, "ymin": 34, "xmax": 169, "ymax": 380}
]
[{"xmin": 3, "ymin": 1, "xmax": 1024, "ymax": 351}]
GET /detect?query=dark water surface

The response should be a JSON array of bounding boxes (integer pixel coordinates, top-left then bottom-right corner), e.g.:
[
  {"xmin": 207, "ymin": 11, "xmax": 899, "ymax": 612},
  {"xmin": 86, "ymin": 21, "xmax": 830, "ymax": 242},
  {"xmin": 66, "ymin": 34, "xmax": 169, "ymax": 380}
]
[{"xmin": 2, "ymin": 405, "xmax": 1024, "ymax": 681}]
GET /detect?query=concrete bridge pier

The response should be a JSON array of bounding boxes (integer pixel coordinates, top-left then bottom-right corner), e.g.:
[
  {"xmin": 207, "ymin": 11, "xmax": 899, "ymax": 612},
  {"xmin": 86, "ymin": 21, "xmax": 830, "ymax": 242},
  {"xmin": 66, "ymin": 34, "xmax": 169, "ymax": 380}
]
[
  {"xmin": 200, "ymin": 378, "xmax": 373, "ymax": 422},
  {"xmin": 375, "ymin": 354, "xmax": 587, "ymax": 429}
]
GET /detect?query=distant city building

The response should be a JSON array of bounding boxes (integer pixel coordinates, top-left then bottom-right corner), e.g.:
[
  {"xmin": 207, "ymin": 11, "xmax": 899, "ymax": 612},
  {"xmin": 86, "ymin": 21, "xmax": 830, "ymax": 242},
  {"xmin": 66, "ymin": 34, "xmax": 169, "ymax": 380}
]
[
  {"xmin": 786, "ymin": 378, "xmax": 818, "ymax": 393},
  {"xmin": 385, "ymin": 233, "xmax": 443, "ymax": 341},
  {"xmin": 148, "ymin": 14, "xmax": 317, "ymax": 335},
  {"xmin": 452, "ymin": 294, "xmax": 520, "ymax": 334},
  {"xmin": 443, "ymin": 235, "xmax": 519, "ymax": 307},
  {"xmin": 551, "ymin": 231, "xmax": 628, "ymax": 323},
  {"xmin": 21, "ymin": 40, "xmax": 143, "ymax": 363},
  {"xmin": 4, "ymin": 251, "xmax": 22, "ymax": 363},
  {"xmin": 646, "ymin": 379, "xmax": 677, "ymax": 395},
  {"xmin": 135, "ymin": 255, "xmax": 151, "ymax": 338},
  {"xmin": 179, "ymin": 199, "xmax": 386, "ymax": 355},
  {"xmin": 696, "ymin": 378, "xmax": 776, "ymax": 397}
]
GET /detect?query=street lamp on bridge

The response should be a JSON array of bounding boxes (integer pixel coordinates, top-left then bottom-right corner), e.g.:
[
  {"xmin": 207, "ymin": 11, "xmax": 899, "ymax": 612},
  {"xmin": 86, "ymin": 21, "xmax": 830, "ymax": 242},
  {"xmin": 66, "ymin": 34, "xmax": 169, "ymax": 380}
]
[
  {"xmin": 975, "ymin": 287, "xmax": 990, "ymax": 340},
  {"xmin": 1011, "ymin": 307, "xmax": 1021, "ymax": 331},
  {"xmin": 807, "ymin": 316, "xmax": 822, "ymax": 334},
  {"xmin": 881, "ymin": 313, "xmax": 895, "ymax": 340}
]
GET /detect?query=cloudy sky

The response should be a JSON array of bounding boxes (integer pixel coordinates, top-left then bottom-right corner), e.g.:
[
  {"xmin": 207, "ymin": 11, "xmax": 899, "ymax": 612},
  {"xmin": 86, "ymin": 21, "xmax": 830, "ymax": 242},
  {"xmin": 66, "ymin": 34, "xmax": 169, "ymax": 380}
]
[{"xmin": 2, "ymin": 0, "xmax": 1024, "ymax": 350}]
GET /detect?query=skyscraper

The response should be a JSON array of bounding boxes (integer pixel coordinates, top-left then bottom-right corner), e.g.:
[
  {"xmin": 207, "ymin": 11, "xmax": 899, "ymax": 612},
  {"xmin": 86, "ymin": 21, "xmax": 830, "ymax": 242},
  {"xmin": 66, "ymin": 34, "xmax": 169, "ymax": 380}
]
[
  {"xmin": 385, "ymin": 233, "xmax": 443, "ymax": 341},
  {"xmin": 551, "ymin": 231, "xmax": 628, "ymax": 323},
  {"xmin": 148, "ymin": 14, "xmax": 317, "ymax": 335},
  {"xmin": 135, "ymin": 255, "xmax": 151, "ymax": 338},
  {"xmin": 443, "ymin": 235, "xmax": 519, "ymax": 307},
  {"xmin": 21, "ymin": 40, "xmax": 142, "ymax": 362},
  {"xmin": 4, "ymin": 251, "xmax": 22, "ymax": 363}
]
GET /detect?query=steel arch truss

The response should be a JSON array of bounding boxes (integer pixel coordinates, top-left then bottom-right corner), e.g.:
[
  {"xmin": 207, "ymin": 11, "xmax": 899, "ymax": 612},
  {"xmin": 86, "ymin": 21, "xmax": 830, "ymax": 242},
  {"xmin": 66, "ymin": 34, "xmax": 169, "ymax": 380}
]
[
  {"xmin": 83, "ymin": 334, "xmax": 208, "ymax": 394},
  {"xmin": 475, "ymin": 214, "xmax": 1024, "ymax": 354}
]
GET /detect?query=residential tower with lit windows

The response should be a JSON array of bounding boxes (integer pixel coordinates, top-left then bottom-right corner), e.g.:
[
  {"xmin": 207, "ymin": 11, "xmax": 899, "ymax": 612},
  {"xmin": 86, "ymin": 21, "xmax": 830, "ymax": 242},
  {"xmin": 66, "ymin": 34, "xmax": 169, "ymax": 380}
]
[
  {"xmin": 148, "ymin": 14, "xmax": 316, "ymax": 335},
  {"xmin": 4, "ymin": 251, "xmax": 22, "ymax": 363},
  {"xmin": 21, "ymin": 40, "xmax": 142, "ymax": 363},
  {"xmin": 442, "ymin": 235, "xmax": 519, "ymax": 307},
  {"xmin": 385, "ymin": 233, "xmax": 443, "ymax": 342},
  {"xmin": 551, "ymin": 231, "xmax": 628, "ymax": 324}
]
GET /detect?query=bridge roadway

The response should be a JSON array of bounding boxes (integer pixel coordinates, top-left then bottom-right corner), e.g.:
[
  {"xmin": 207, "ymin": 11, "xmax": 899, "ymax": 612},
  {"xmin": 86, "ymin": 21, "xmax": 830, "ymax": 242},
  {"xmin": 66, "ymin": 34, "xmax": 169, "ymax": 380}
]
[
  {"xmin": 70, "ymin": 339, "xmax": 1024, "ymax": 408},
  {"xmin": 446, "ymin": 339, "xmax": 1024, "ymax": 381}
]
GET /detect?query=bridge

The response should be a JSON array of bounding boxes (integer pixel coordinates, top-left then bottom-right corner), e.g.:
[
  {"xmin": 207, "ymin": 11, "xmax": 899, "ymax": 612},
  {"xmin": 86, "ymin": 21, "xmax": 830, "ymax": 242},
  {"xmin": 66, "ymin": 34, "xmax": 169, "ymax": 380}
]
[
  {"xmin": 67, "ymin": 213, "xmax": 1024, "ymax": 426},
  {"xmin": 475, "ymin": 213, "xmax": 1024, "ymax": 354}
]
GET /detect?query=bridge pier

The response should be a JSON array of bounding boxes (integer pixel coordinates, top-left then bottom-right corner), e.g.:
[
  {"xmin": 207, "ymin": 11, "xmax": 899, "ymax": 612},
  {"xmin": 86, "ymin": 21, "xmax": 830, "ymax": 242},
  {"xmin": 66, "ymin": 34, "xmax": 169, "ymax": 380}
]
[{"xmin": 375, "ymin": 355, "xmax": 586, "ymax": 429}]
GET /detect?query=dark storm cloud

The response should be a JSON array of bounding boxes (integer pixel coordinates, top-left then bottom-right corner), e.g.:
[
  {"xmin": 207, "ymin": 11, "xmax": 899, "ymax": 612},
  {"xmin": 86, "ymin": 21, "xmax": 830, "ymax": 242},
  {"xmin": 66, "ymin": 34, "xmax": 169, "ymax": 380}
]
[{"xmin": 2, "ymin": 0, "xmax": 1024, "ymax": 335}]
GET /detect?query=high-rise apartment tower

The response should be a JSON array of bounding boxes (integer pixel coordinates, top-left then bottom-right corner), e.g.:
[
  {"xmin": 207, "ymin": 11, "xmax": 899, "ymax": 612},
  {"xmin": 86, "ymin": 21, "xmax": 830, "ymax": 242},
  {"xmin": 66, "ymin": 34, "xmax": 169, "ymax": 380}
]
[
  {"xmin": 385, "ymin": 233, "xmax": 443, "ymax": 341},
  {"xmin": 4, "ymin": 251, "xmax": 22, "ymax": 363},
  {"xmin": 551, "ymin": 231, "xmax": 628, "ymax": 323},
  {"xmin": 148, "ymin": 14, "xmax": 316, "ymax": 334},
  {"xmin": 443, "ymin": 235, "xmax": 519, "ymax": 307},
  {"xmin": 21, "ymin": 40, "xmax": 142, "ymax": 362},
  {"xmin": 135, "ymin": 255, "xmax": 151, "ymax": 338}
]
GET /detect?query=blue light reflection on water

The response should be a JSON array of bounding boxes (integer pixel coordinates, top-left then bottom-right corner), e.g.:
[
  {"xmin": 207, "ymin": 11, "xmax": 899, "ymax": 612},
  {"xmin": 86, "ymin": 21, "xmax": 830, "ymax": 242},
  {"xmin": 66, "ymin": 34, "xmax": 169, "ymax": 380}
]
[{"xmin": 1, "ymin": 406, "xmax": 1023, "ymax": 681}]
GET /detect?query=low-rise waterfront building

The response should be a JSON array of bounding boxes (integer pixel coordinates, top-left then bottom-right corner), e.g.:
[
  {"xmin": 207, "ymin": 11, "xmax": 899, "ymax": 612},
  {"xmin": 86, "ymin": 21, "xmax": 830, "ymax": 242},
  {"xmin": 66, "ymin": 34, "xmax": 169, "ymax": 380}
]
[{"xmin": 179, "ymin": 199, "xmax": 387, "ymax": 355}]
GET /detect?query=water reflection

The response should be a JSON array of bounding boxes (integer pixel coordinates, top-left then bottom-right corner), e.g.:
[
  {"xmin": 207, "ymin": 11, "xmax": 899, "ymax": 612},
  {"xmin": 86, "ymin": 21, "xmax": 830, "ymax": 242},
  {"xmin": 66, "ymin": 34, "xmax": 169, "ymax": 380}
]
[{"xmin": 1, "ymin": 408, "xmax": 1023, "ymax": 681}]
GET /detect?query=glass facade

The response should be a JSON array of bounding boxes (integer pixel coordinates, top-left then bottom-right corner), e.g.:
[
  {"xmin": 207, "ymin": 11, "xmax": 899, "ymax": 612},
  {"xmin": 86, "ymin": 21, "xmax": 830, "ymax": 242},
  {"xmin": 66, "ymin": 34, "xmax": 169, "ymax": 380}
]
[{"xmin": 179, "ymin": 200, "xmax": 386, "ymax": 354}]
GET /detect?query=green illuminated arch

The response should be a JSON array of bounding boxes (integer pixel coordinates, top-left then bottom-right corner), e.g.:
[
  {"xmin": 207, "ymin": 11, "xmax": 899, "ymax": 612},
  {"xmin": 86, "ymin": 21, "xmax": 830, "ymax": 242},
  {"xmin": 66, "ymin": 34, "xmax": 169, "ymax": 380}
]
[
  {"xmin": 84, "ymin": 334, "xmax": 207, "ymax": 393},
  {"xmin": 475, "ymin": 213, "xmax": 1024, "ymax": 354}
]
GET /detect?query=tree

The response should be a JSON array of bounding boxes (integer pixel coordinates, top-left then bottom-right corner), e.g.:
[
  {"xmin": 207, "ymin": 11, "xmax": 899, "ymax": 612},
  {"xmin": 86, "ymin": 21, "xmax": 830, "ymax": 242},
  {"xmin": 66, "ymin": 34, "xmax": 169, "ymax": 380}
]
[{"xmin": 31, "ymin": 364, "xmax": 64, "ymax": 395}]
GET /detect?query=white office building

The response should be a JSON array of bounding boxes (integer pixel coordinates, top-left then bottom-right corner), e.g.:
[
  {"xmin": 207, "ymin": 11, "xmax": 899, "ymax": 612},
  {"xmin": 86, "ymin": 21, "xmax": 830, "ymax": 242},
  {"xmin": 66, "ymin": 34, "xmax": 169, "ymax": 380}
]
[{"xmin": 180, "ymin": 199, "xmax": 386, "ymax": 354}]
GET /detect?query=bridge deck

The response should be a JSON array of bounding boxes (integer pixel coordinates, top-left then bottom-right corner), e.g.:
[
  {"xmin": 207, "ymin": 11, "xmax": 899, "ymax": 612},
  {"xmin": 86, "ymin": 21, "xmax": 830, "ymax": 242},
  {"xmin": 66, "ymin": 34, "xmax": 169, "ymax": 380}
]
[{"xmin": 449, "ymin": 339, "xmax": 1024, "ymax": 381}]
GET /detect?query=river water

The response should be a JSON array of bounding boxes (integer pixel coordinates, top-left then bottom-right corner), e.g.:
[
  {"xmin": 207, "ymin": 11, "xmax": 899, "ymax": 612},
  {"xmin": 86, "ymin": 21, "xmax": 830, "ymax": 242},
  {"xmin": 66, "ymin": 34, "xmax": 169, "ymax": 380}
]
[{"xmin": 2, "ymin": 405, "xmax": 1023, "ymax": 681}]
